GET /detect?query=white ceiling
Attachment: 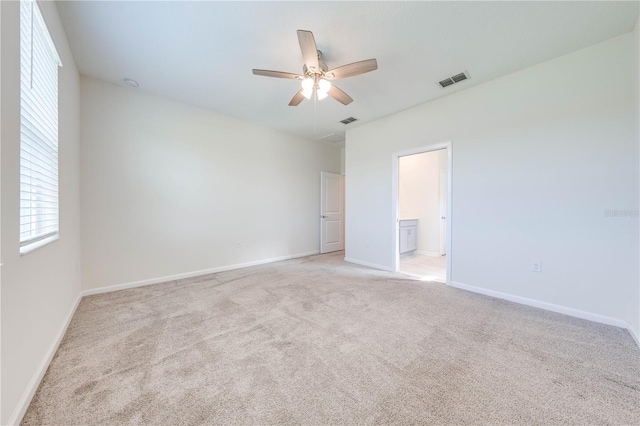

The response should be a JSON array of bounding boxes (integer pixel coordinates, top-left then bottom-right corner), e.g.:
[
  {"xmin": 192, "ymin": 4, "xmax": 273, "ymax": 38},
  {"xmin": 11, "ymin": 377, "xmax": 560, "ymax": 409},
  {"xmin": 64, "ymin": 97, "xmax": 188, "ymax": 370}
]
[{"xmin": 57, "ymin": 1, "xmax": 639, "ymax": 143}]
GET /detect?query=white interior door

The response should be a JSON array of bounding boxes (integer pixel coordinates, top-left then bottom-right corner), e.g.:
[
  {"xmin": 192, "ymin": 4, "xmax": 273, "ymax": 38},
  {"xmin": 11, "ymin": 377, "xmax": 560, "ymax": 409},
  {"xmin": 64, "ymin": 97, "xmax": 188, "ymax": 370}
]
[
  {"xmin": 320, "ymin": 172, "xmax": 344, "ymax": 253},
  {"xmin": 439, "ymin": 169, "xmax": 447, "ymax": 255}
]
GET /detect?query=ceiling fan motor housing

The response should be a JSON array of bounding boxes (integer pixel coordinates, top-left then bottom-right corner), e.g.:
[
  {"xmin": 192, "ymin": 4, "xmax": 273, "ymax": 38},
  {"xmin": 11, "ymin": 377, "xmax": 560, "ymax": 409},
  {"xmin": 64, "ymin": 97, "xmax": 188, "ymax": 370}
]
[{"xmin": 303, "ymin": 52, "xmax": 329, "ymax": 78}]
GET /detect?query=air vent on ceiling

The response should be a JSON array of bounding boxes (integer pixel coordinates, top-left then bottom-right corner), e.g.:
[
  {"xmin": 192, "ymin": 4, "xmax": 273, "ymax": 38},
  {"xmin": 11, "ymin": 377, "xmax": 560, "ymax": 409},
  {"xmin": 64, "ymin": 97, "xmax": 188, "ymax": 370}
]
[
  {"xmin": 320, "ymin": 133, "xmax": 346, "ymax": 144},
  {"xmin": 340, "ymin": 117, "xmax": 358, "ymax": 125},
  {"xmin": 439, "ymin": 71, "xmax": 470, "ymax": 88},
  {"xmin": 439, "ymin": 78, "xmax": 455, "ymax": 88}
]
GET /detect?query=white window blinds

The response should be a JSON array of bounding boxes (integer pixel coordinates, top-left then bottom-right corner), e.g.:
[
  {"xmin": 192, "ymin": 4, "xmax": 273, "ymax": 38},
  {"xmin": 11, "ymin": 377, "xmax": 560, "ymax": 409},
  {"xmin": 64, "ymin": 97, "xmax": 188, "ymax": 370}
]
[{"xmin": 20, "ymin": 0, "xmax": 62, "ymax": 250}]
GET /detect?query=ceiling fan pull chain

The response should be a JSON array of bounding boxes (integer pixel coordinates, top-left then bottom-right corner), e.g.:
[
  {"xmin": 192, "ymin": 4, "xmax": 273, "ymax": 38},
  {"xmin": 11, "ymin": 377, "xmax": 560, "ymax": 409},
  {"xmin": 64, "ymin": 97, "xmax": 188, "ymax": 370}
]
[{"xmin": 314, "ymin": 90, "xmax": 317, "ymax": 135}]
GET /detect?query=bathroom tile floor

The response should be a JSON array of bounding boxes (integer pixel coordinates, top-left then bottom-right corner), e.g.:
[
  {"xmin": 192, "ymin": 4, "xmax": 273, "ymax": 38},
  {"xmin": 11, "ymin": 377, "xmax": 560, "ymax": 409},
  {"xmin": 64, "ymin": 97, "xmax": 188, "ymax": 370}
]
[{"xmin": 399, "ymin": 253, "xmax": 446, "ymax": 282}]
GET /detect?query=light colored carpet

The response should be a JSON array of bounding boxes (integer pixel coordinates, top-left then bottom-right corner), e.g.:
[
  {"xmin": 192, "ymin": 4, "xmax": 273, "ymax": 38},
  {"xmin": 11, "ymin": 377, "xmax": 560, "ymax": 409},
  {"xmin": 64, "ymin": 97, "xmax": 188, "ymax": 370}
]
[
  {"xmin": 399, "ymin": 253, "xmax": 446, "ymax": 282},
  {"xmin": 23, "ymin": 252, "xmax": 640, "ymax": 425}
]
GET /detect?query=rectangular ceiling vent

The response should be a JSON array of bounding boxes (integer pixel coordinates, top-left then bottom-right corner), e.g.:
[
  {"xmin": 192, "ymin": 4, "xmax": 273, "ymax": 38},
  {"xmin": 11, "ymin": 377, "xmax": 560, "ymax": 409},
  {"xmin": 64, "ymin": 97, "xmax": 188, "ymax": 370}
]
[
  {"xmin": 320, "ymin": 133, "xmax": 346, "ymax": 144},
  {"xmin": 340, "ymin": 117, "xmax": 358, "ymax": 125},
  {"xmin": 439, "ymin": 71, "xmax": 470, "ymax": 88}
]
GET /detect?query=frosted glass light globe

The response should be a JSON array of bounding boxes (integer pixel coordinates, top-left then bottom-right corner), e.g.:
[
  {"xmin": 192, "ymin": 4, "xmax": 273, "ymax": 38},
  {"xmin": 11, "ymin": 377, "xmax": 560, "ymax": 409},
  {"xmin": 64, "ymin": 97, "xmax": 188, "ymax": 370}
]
[
  {"xmin": 301, "ymin": 78, "xmax": 314, "ymax": 90},
  {"xmin": 318, "ymin": 79, "xmax": 331, "ymax": 92}
]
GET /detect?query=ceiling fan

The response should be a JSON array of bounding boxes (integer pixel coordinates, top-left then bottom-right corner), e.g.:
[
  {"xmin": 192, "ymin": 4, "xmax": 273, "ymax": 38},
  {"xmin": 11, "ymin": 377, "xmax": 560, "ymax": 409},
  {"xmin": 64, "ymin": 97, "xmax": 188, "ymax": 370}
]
[{"xmin": 253, "ymin": 30, "xmax": 378, "ymax": 107}]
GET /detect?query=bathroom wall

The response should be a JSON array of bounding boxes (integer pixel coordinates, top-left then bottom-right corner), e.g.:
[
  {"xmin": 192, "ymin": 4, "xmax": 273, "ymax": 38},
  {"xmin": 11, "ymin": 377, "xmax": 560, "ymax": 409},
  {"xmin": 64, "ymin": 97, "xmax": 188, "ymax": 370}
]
[{"xmin": 398, "ymin": 150, "xmax": 444, "ymax": 255}]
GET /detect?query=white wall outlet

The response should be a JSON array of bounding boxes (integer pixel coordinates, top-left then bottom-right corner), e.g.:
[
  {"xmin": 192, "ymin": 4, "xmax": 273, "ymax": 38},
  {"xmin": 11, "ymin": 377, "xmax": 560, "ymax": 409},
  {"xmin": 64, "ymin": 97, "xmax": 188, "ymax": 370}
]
[{"xmin": 531, "ymin": 260, "xmax": 542, "ymax": 272}]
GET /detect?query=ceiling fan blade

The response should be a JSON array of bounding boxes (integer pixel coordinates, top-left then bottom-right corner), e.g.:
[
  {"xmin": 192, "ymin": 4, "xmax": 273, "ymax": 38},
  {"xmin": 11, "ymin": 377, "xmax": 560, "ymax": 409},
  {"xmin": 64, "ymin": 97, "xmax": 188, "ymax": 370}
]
[
  {"xmin": 289, "ymin": 89, "xmax": 305, "ymax": 106},
  {"xmin": 328, "ymin": 85, "xmax": 353, "ymax": 105},
  {"xmin": 253, "ymin": 69, "xmax": 302, "ymax": 79},
  {"xmin": 297, "ymin": 30, "xmax": 319, "ymax": 71},
  {"xmin": 327, "ymin": 59, "xmax": 378, "ymax": 80}
]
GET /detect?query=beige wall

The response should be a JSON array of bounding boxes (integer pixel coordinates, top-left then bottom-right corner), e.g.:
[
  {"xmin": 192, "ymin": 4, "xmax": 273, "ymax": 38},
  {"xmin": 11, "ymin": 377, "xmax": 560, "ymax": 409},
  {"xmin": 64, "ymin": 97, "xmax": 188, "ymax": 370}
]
[
  {"xmin": 1, "ymin": 1, "xmax": 82, "ymax": 423},
  {"xmin": 80, "ymin": 77, "xmax": 341, "ymax": 291}
]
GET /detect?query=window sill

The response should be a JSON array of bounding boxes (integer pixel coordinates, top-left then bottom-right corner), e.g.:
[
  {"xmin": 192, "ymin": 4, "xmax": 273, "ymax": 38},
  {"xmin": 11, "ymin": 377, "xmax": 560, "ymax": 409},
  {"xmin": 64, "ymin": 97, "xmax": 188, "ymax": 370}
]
[{"xmin": 20, "ymin": 234, "xmax": 59, "ymax": 255}]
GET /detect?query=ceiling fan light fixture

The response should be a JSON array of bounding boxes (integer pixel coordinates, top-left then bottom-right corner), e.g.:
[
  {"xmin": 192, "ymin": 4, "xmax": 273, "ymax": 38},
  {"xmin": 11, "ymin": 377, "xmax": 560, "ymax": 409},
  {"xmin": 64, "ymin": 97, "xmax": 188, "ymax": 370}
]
[
  {"xmin": 301, "ymin": 78, "xmax": 314, "ymax": 90},
  {"xmin": 302, "ymin": 88, "xmax": 313, "ymax": 99},
  {"xmin": 318, "ymin": 78, "xmax": 331, "ymax": 92},
  {"xmin": 317, "ymin": 90, "xmax": 329, "ymax": 100}
]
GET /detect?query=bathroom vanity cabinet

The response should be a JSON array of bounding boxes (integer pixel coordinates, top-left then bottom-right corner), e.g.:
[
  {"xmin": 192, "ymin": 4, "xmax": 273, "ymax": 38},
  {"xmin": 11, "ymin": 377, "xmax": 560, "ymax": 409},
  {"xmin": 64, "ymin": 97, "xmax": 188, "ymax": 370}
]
[{"xmin": 399, "ymin": 219, "xmax": 418, "ymax": 254}]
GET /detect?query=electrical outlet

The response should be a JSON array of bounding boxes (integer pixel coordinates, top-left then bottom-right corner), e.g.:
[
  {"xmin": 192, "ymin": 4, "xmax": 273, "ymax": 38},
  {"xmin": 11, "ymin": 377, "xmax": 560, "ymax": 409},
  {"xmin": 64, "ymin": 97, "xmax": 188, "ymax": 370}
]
[{"xmin": 531, "ymin": 260, "xmax": 542, "ymax": 273}]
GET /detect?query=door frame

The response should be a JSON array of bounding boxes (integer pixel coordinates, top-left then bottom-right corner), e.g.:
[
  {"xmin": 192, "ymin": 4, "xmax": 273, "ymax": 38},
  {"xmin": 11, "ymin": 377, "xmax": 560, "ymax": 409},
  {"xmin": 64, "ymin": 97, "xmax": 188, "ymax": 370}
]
[
  {"xmin": 391, "ymin": 141, "xmax": 452, "ymax": 284},
  {"xmin": 439, "ymin": 169, "xmax": 447, "ymax": 256}
]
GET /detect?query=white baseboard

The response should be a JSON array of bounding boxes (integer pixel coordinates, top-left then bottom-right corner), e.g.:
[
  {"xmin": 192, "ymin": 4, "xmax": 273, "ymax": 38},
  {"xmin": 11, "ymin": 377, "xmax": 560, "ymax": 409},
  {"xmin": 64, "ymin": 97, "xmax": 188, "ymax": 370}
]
[
  {"xmin": 415, "ymin": 250, "xmax": 442, "ymax": 257},
  {"xmin": 82, "ymin": 251, "xmax": 319, "ymax": 297},
  {"xmin": 449, "ymin": 280, "xmax": 629, "ymax": 329},
  {"xmin": 343, "ymin": 257, "xmax": 394, "ymax": 272},
  {"xmin": 627, "ymin": 325, "xmax": 640, "ymax": 348},
  {"xmin": 8, "ymin": 294, "xmax": 82, "ymax": 426}
]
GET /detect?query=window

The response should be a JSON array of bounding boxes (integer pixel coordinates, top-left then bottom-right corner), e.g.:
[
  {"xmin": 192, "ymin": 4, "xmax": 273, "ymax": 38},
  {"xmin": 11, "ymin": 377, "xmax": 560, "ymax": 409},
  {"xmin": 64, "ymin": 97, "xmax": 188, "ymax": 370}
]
[{"xmin": 20, "ymin": 0, "xmax": 62, "ymax": 253}]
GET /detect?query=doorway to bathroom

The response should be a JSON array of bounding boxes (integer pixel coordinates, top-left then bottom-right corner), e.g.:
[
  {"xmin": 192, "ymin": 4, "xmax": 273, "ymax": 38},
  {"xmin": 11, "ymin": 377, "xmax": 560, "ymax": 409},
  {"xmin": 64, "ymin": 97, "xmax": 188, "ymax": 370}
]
[{"xmin": 392, "ymin": 143, "xmax": 451, "ymax": 283}]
